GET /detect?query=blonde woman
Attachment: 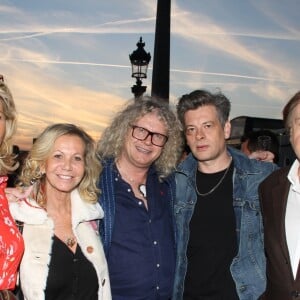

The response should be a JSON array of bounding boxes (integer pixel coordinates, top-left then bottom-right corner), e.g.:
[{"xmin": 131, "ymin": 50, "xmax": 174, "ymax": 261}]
[
  {"xmin": 10, "ymin": 123, "xmax": 111, "ymax": 300},
  {"xmin": 0, "ymin": 80, "xmax": 23, "ymax": 298}
]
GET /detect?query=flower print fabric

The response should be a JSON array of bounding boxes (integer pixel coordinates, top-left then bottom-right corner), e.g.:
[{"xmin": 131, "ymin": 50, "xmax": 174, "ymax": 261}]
[{"xmin": 0, "ymin": 176, "xmax": 24, "ymax": 290}]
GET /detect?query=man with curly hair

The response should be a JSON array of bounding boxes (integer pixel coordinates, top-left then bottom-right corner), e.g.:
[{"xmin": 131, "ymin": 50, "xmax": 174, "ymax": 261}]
[{"xmin": 97, "ymin": 97, "xmax": 183, "ymax": 299}]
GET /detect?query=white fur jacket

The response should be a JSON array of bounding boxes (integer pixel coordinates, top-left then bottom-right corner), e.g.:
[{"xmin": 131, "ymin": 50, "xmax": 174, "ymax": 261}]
[{"xmin": 10, "ymin": 189, "xmax": 111, "ymax": 300}]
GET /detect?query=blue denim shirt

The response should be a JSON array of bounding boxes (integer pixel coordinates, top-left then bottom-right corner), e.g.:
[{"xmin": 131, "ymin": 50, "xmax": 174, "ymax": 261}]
[{"xmin": 172, "ymin": 147, "xmax": 278, "ymax": 300}]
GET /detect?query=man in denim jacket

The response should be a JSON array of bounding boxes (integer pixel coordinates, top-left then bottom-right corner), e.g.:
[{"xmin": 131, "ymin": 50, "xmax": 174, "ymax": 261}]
[{"xmin": 173, "ymin": 90, "xmax": 278, "ymax": 300}]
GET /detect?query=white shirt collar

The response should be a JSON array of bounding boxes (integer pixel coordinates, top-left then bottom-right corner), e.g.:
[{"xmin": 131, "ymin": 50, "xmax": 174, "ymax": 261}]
[{"xmin": 288, "ymin": 159, "xmax": 300, "ymax": 192}]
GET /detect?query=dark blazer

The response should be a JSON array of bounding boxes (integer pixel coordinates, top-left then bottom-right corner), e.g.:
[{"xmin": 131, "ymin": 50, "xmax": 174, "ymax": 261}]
[{"xmin": 259, "ymin": 166, "xmax": 300, "ymax": 299}]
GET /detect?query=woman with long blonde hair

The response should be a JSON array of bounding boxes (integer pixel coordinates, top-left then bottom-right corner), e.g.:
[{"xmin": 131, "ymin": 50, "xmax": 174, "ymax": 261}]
[
  {"xmin": 0, "ymin": 80, "xmax": 23, "ymax": 298},
  {"xmin": 10, "ymin": 123, "xmax": 111, "ymax": 300}
]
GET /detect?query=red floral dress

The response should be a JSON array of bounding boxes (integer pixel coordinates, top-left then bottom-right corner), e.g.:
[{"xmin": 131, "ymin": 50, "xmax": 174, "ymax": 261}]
[{"xmin": 0, "ymin": 176, "xmax": 24, "ymax": 290}]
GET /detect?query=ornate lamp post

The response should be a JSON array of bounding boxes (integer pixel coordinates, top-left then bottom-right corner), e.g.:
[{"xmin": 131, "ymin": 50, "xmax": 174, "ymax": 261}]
[{"xmin": 129, "ymin": 37, "xmax": 151, "ymax": 100}]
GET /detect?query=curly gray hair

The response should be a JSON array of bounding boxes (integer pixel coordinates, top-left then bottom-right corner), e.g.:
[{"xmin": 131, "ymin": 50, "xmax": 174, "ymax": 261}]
[{"xmin": 97, "ymin": 96, "xmax": 183, "ymax": 179}]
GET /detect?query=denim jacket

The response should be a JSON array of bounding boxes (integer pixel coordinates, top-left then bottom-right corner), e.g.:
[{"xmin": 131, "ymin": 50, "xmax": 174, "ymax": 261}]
[{"xmin": 172, "ymin": 147, "xmax": 278, "ymax": 300}]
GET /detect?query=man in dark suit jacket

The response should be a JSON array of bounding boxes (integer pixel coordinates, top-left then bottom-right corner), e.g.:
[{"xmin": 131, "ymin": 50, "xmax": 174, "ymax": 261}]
[{"xmin": 259, "ymin": 91, "xmax": 300, "ymax": 299}]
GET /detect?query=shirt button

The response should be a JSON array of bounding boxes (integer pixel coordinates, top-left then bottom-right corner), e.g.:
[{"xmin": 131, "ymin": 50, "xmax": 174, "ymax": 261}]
[
  {"xmin": 114, "ymin": 177, "xmax": 118, "ymax": 181},
  {"xmin": 156, "ymin": 286, "xmax": 160, "ymax": 290},
  {"xmin": 156, "ymin": 264, "xmax": 160, "ymax": 268},
  {"xmin": 127, "ymin": 188, "xmax": 131, "ymax": 192},
  {"xmin": 87, "ymin": 246, "xmax": 94, "ymax": 253},
  {"xmin": 149, "ymin": 219, "xmax": 152, "ymax": 223},
  {"xmin": 138, "ymin": 201, "xmax": 143, "ymax": 206},
  {"xmin": 153, "ymin": 241, "xmax": 157, "ymax": 245}
]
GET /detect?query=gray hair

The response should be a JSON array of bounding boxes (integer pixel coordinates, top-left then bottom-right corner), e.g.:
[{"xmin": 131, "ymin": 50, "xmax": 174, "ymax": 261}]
[{"xmin": 97, "ymin": 96, "xmax": 183, "ymax": 179}]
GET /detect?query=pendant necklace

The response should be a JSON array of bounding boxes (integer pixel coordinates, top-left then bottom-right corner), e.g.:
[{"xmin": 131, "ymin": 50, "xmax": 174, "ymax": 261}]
[
  {"xmin": 65, "ymin": 236, "xmax": 76, "ymax": 248},
  {"xmin": 138, "ymin": 184, "xmax": 147, "ymax": 198},
  {"xmin": 50, "ymin": 212, "xmax": 77, "ymax": 248},
  {"xmin": 195, "ymin": 157, "xmax": 232, "ymax": 197}
]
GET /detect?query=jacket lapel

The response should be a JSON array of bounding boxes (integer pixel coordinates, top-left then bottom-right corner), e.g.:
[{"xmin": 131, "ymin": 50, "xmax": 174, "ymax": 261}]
[
  {"xmin": 271, "ymin": 170, "xmax": 292, "ymax": 268},
  {"xmin": 71, "ymin": 189, "xmax": 104, "ymax": 227}
]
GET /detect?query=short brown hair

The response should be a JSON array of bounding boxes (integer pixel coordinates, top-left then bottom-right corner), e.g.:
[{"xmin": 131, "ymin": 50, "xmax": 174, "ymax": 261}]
[{"xmin": 282, "ymin": 91, "xmax": 300, "ymax": 131}]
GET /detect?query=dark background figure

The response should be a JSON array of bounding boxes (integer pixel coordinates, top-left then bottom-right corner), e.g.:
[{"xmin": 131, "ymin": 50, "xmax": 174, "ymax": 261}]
[
  {"xmin": 228, "ymin": 116, "xmax": 295, "ymax": 167},
  {"xmin": 240, "ymin": 129, "xmax": 280, "ymax": 164}
]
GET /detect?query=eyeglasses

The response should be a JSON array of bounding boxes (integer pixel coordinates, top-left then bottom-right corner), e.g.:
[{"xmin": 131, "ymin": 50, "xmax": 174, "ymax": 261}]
[{"xmin": 131, "ymin": 125, "xmax": 168, "ymax": 147}]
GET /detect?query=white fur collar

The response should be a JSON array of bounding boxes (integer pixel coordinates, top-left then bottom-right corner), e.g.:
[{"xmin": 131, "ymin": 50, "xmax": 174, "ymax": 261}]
[{"xmin": 10, "ymin": 189, "xmax": 104, "ymax": 225}]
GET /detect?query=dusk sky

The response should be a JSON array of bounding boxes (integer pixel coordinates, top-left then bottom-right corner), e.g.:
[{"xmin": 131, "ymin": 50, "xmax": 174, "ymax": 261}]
[{"xmin": 0, "ymin": 0, "xmax": 299, "ymax": 150}]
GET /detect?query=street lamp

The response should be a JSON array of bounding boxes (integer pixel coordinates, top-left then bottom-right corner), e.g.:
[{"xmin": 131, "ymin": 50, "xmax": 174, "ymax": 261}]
[{"xmin": 129, "ymin": 37, "xmax": 151, "ymax": 99}]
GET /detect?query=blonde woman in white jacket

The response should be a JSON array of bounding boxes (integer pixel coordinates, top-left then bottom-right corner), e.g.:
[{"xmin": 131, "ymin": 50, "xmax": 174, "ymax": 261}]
[{"xmin": 10, "ymin": 123, "xmax": 111, "ymax": 300}]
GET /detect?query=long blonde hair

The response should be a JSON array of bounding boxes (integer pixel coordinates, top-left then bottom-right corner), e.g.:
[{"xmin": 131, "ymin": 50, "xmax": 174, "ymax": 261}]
[
  {"xmin": 19, "ymin": 123, "xmax": 102, "ymax": 206},
  {"xmin": 0, "ymin": 81, "xmax": 18, "ymax": 175}
]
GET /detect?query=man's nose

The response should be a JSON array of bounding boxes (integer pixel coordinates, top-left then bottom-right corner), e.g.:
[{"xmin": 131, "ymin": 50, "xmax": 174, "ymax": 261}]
[
  {"xmin": 144, "ymin": 133, "xmax": 152, "ymax": 145},
  {"xmin": 195, "ymin": 127, "xmax": 204, "ymax": 139}
]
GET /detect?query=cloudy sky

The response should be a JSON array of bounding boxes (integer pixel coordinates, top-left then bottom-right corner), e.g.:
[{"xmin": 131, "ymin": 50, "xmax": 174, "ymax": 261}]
[{"xmin": 0, "ymin": 0, "xmax": 299, "ymax": 150}]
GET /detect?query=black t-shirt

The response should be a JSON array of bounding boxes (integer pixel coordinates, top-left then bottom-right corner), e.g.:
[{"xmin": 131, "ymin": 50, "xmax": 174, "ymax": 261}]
[
  {"xmin": 45, "ymin": 235, "xmax": 99, "ymax": 300},
  {"xmin": 184, "ymin": 162, "xmax": 239, "ymax": 300}
]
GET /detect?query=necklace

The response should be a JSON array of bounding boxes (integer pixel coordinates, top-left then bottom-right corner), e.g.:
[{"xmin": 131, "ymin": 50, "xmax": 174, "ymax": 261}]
[
  {"xmin": 65, "ymin": 236, "xmax": 76, "ymax": 248},
  {"xmin": 116, "ymin": 161, "xmax": 135, "ymax": 183},
  {"xmin": 49, "ymin": 212, "xmax": 76, "ymax": 248},
  {"xmin": 116, "ymin": 161, "xmax": 147, "ymax": 198},
  {"xmin": 195, "ymin": 157, "xmax": 232, "ymax": 197}
]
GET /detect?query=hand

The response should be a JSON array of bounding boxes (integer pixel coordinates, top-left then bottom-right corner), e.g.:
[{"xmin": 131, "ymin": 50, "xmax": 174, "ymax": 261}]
[
  {"xmin": 5, "ymin": 186, "xmax": 33, "ymax": 202},
  {"xmin": 249, "ymin": 150, "xmax": 275, "ymax": 163}
]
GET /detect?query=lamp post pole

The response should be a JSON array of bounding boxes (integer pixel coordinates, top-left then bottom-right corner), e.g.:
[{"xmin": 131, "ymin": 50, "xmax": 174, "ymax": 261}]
[
  {"xmin": 151, "ymin": 0, "xmax": 171, "ymax": 102},
  {"xmin": 129, "ymin": 37, "xmax": 151, "ymax": 100}
]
